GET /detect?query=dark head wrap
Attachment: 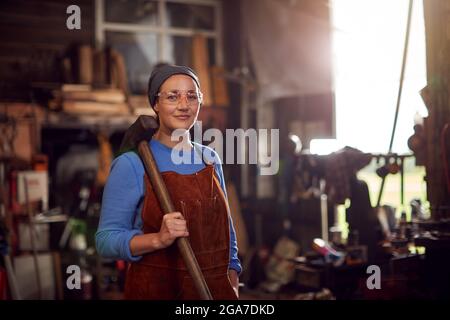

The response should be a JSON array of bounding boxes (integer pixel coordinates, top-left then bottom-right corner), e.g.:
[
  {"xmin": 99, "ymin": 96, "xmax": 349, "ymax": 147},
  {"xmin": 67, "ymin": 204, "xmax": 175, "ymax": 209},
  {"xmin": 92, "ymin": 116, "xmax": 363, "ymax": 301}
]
[{"xmin": 147, "ymin": 64, "xmax": 200, "ymax": 108}]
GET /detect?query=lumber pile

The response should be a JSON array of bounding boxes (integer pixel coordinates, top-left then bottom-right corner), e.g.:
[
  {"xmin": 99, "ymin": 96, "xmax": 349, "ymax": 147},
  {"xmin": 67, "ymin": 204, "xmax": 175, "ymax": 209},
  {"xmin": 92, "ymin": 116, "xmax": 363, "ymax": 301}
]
[
  {"xmin": 49, "ymin": 85, "xmax": 129, "ymax": 116},
  {"xmin": 191, "ymin": 34, "xmax": 230, "ymax": 107},
  {"xmin": 49, "ymin": 45, "xmax": 140, "ymax": 116},
  {"xmin": 48, "ymin": 40, "xmax": 233, "ymax": 117}
]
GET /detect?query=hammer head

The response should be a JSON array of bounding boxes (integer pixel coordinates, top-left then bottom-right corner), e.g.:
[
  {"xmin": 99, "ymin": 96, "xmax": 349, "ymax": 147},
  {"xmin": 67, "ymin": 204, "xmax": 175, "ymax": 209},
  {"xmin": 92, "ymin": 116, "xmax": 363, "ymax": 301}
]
[{"xmin": 119, "ymin": 115, "xmax": 159, "ymax": 153}]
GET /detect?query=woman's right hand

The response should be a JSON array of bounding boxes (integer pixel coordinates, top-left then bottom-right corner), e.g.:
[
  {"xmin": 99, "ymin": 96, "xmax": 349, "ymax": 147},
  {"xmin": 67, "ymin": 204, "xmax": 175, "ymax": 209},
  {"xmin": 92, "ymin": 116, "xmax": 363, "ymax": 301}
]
[{"xmin": 157, "ymin": 211, "xmax": 189, "ymax": 248}]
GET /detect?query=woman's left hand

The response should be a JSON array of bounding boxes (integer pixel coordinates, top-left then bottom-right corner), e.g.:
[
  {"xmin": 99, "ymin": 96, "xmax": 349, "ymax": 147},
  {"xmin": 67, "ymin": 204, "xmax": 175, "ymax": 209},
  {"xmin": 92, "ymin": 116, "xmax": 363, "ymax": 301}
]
[{"xmin": 228, "ymin": 269, "xmax": 239, "ymax": 298}]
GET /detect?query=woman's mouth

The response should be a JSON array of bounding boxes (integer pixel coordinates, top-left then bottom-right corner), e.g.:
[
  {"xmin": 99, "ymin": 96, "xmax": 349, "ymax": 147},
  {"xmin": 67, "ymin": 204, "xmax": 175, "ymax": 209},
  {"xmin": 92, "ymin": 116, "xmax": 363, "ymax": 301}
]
[{"xmin": 174, "ymin": 115, "xmax": 191, "ymax": 121}]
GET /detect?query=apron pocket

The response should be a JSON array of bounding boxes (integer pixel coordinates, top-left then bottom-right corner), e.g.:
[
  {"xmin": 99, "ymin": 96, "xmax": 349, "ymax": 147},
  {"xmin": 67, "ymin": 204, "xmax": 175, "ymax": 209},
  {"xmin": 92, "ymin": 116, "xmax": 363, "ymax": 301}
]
[
  {"xmin": 180, "ymin": 199, "xmax": 203, "ymax": 251},
  {"xmin": 201, "ymin": 195, "xmax": 228, "ymax": 252}
]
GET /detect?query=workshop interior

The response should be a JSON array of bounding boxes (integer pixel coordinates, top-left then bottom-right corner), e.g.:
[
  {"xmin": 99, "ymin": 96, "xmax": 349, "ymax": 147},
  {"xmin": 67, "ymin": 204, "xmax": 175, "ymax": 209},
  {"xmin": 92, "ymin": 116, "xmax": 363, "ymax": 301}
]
[{"xmin": 0, "ymin": 0, "xmax": 449, "ymax": 300}]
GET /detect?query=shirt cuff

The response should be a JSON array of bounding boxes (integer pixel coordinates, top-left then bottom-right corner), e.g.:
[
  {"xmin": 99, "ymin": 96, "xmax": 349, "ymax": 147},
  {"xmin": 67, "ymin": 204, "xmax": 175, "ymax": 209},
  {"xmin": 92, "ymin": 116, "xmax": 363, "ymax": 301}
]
[
  {"xmin": 228, "ymin": 260, "xmax": 242, "ymax": 275},
  {"xmin": 124, "ymin": 229, "xmax": 144, "ymax": 262}
]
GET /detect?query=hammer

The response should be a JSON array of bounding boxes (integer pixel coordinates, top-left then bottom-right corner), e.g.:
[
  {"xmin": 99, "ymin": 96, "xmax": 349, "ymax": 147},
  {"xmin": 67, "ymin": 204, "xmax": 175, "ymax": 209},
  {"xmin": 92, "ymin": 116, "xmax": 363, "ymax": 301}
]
[{"xmin": 120, "ymin": 115, "xmax": 213, "ymax": 300}]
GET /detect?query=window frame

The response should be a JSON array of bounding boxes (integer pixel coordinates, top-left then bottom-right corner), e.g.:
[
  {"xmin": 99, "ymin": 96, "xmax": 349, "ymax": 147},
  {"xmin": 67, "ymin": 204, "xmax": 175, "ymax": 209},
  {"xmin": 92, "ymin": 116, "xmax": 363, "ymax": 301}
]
[{"xmin": 95, "ymin": 0, "xmax": 224, "ymax": 67}]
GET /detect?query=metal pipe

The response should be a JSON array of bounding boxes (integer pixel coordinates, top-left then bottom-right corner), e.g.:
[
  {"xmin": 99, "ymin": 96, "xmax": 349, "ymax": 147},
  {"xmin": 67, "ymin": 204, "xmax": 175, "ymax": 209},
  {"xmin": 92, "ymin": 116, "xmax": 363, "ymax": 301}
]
[{"xmin": 377, "ymin": 0, "xmax": 414, "ymax": 206}]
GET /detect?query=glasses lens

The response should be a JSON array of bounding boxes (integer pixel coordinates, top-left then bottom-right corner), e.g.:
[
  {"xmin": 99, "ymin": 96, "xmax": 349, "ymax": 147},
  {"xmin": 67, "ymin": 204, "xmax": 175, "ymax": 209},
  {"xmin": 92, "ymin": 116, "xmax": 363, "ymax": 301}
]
[
  {"xmin": 166, "ymin": 93, "xmax": 179, "ymax": 103},
  {"xmin": 160, "ymin": 92, "xmax": 202, "ymax": 105},
  {"xmin": 187, "ymin": 93, "xmax": 199, "ymax": 103}
]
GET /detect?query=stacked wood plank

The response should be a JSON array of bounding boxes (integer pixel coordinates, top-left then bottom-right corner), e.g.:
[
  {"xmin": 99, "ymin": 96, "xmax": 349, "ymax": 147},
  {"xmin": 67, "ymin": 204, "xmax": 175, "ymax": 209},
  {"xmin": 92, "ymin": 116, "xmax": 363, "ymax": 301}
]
[
  {"xmin": 192, "ymin": 34, "xmax": 212, "ymax": 106},
  {"xmin": 46, "ymin": 44, "xmax": 137, "ymax": 116},
  {"xmin": 210, "ymin": 66, "xmax": 230, "ymax": 107},
  {"xmin": 192, "ymin": 34, "xmax": 230, "ymax": 108},
  {"xmin": 50, "ymin": 84, "xmax": 129, "ymax": 115},
  {"xmin": 128, "ymin": 95, "xmax": 157, "ymax": 117}
]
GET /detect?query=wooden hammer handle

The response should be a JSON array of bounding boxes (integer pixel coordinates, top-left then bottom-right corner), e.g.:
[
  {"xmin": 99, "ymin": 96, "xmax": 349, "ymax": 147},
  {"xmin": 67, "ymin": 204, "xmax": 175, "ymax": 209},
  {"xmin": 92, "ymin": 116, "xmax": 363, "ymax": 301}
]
[{"xmin": 138, "ymin": 141, "xmax": 213, "ymax": 300}]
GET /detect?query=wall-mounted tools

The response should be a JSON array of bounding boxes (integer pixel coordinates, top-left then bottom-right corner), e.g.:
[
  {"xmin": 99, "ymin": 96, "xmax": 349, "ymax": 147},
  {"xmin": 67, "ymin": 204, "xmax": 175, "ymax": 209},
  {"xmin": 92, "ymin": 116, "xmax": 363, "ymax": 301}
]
[{"xmin": 374, "ymin": 154, "xmax": 413, "ymax": 208}]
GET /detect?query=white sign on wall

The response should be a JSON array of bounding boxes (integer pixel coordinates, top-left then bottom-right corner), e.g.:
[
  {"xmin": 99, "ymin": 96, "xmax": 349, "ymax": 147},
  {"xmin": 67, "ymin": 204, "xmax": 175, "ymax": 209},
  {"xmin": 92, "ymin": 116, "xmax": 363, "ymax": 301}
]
[{"xmin": 17, "ymin": 171, "xmax": 49, "ymax": 211}]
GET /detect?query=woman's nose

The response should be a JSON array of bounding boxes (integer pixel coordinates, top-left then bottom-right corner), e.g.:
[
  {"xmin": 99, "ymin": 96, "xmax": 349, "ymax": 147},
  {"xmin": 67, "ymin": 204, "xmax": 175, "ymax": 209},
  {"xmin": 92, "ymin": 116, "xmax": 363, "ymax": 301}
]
[{"xmin": 177, "ymin": 96, "xmax": 190, "ymax": 109}]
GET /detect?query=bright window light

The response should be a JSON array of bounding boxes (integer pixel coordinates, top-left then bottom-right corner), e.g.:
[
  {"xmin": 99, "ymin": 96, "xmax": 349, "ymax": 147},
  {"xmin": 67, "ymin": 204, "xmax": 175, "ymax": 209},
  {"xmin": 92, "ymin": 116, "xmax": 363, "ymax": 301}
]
[
  {"xmin": 310, "ymin": 139, "xmax": 343, "ymax": 155},
  {"xmin": 330, "ymin": 0, "xmax": 427, "ymax": 154}
]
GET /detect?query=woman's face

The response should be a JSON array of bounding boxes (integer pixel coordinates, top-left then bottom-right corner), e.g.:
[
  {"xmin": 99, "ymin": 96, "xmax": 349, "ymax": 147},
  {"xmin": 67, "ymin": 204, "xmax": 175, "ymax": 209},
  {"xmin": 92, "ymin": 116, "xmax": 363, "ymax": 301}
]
[{"xmin": 153, "ymin": 74, "xmax": 201, "ymax": 134}]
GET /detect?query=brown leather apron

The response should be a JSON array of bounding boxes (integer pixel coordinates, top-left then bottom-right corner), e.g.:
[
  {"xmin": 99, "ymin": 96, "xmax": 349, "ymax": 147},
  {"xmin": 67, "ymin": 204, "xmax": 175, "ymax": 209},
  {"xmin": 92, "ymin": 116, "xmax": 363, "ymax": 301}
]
[{"xmin": 124, "ymin": 153, "xmax": 237, "ymax": 300}]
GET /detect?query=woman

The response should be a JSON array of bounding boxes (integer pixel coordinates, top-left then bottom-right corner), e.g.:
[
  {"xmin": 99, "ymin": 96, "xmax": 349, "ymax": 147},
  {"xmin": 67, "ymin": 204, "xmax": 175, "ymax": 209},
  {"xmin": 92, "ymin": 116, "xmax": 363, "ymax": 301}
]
[{"xmin": 96, "ymin": 64, "xmax": 241, "ymax": 300}]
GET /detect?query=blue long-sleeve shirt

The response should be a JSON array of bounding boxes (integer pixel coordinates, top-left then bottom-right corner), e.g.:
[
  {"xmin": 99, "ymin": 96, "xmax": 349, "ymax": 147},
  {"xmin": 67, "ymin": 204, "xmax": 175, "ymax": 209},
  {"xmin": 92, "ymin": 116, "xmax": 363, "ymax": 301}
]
[{"xmin": 95, "ymin": 139, "xmax": 242, "ymax": 274}]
